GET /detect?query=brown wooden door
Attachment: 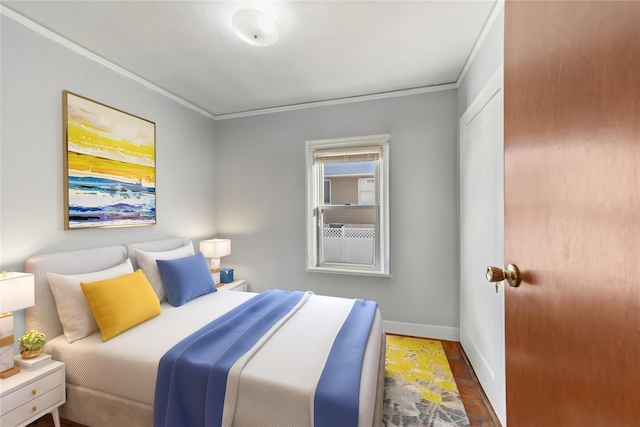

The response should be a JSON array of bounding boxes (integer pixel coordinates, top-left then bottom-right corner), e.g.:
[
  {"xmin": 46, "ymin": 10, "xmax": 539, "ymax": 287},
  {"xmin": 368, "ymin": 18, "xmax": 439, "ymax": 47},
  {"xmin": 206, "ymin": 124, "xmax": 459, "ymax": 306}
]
[{"xmin": 504, "ymin": 2, "xmax": 639, "ymax": 426}]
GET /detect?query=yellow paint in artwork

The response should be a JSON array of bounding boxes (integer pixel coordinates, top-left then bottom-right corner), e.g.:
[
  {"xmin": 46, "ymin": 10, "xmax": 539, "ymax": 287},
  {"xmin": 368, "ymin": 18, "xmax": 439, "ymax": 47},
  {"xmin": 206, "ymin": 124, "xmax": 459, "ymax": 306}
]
[
  {"xmin": 68, "ymin": 151, "xmax": 155, "ymax": 185},
  {"xmin": 68, "ymin": 122, "xmax": 154, "ymax": 166},
  {"xmin": 385, "ymin": 335, "xmax": 458, "ymax": 404}
]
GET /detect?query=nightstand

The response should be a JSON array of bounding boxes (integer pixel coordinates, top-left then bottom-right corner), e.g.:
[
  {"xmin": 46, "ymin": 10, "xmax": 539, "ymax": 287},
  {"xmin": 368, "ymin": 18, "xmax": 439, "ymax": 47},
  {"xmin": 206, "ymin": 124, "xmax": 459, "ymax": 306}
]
[
  {"xmin": 0, "ymin": 360, "xmax": 65, "ymax": 427},
  {"xmin": 217, "ymin": 279, "xmax": 248, "ymax": 292}
]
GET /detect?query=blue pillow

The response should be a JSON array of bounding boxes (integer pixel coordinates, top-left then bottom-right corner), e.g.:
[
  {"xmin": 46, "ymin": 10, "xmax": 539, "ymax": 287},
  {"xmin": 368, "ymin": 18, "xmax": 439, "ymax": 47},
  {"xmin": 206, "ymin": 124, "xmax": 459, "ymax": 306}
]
[{"xmin": 156, "ymin": 252, "xmax": 216, "ymax": 307}]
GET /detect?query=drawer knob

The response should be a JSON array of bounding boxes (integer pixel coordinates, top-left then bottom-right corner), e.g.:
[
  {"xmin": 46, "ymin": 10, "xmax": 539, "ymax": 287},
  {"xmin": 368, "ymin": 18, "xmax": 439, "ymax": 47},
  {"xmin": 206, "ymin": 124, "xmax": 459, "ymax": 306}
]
[
  {"xmin": 31, "ymin": 389, "xmax": 37, "ymax": 396},
  {"xmin": 32, "ymin": 405, "xmax": 37, "ymax": 412}
]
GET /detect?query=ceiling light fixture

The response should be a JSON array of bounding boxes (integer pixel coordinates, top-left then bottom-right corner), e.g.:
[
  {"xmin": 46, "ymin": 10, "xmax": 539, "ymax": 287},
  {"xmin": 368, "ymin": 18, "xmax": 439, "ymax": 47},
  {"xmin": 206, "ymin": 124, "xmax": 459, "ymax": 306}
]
[{"xmin": 231, "ymin": 8, "xmax": 279, "ymax": 47}]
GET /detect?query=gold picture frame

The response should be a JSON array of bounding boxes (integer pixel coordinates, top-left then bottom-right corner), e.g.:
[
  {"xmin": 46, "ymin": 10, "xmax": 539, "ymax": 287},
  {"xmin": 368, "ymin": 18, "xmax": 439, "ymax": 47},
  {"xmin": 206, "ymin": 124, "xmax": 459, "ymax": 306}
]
[{"xmin": 63, "ymin": 91, "xmax": 156, "ymax": 229}]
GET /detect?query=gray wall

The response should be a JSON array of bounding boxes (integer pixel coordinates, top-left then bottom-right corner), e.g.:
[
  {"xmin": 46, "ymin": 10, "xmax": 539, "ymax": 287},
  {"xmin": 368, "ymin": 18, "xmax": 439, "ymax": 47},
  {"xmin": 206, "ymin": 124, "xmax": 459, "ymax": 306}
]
[
  {"xmin": 1, "ymin": 9, "xmax": 472, "ymax": 340},
  {"xmin": 1, "ymin": 15, "xmax": 217, "ymax": 337},
  {"xmin": 214, "ymin": 90, "xmax": 460, "ymax": 332}
]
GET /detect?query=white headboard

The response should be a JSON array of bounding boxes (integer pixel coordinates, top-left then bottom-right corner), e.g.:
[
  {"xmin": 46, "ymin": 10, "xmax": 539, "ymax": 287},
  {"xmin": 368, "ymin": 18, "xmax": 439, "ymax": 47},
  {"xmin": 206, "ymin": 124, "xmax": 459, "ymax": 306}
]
[
  {"xmin": 24, "ymin": 237, "xmax": 190, "ymax": 343},
  {"xmin": 24, "ymin": 245, "xmax": 127, "ymax": 342}
]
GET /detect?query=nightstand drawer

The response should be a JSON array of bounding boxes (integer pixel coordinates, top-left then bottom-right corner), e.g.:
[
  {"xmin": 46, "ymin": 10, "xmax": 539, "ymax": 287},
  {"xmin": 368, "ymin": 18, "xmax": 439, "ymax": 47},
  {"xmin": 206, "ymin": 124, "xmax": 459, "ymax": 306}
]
[
  {"xmin": 1, "ymin": 385, "xmax": 64, "ymax": 427},
  {"xmin": 1, "ymin": 367, "xmax": 63, "ymax": 414}
]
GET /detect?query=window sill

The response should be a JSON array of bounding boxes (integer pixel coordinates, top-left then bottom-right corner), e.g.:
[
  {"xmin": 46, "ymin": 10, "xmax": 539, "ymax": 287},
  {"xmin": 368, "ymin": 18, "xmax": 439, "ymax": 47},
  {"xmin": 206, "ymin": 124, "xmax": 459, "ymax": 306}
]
[{"xmin": 306, "ymin": 266, "xmax": 392, "ymax": 278}]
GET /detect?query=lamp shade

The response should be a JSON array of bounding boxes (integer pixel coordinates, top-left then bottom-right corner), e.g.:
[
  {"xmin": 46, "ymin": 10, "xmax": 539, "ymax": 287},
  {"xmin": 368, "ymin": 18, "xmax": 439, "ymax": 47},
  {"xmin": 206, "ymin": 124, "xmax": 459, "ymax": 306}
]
[
  {"xmin": 0, "ymin": 272, "xmax": 35, "ymax": 313},
  {"xmin": 199, "ymin": 239, "xmax": 231, "ymax": 259}
]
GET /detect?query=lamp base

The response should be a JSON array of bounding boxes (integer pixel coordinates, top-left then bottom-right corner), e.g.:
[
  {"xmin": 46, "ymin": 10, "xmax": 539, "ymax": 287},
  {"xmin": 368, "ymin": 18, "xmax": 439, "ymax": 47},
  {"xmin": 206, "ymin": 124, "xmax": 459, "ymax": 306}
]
[
  {"xmin": 0, "ymin": 366, "xmax": 20, "ymax": 379},
  {"xmin": 210, "ymin": 257, "xmax": 221, "ymax": 273},
  {"xmin": 212, "ymin": 272, "xmax": 221, "ymax": 285},
  {"xmin": 210, "ymin": 258, "xmax": 221, "ymax": 285},
  {"xmin": 1, "ymin": 314, "xmax": 19, "ymax": 379}
]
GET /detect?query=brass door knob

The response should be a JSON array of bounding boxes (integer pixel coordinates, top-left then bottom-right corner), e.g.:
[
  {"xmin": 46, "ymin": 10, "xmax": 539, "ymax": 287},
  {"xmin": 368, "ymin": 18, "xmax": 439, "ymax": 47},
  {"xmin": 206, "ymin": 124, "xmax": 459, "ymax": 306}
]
[{"xmin": 486, "ymin": 264, "xmax": 521, "ymax": 287}]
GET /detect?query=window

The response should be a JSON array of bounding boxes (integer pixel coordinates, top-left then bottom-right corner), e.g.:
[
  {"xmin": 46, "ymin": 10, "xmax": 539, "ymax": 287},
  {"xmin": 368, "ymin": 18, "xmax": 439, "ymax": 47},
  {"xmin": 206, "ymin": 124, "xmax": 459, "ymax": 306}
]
[
  {"xmin": 306, "ymin": 134, "xmax": 390, "ymax": 276},
  {"xmin": 323, "ymin": 180, "xmax": 331, "ymax": 205},
  {"xmin": 358, "ymin": 178, "xmax": 375, "ymax": 205}
]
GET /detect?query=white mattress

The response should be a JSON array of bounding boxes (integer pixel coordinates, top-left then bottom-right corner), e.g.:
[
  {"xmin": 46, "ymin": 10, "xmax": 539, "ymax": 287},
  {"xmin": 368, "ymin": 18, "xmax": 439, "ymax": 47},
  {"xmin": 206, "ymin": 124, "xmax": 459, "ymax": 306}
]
[
  {"xmin": 45, "ymin": 289, "xmax": 383, "ymax": 426},
  {"xmin": 46, "ymin": 290, "xmax": 256, "ymax": 405}
]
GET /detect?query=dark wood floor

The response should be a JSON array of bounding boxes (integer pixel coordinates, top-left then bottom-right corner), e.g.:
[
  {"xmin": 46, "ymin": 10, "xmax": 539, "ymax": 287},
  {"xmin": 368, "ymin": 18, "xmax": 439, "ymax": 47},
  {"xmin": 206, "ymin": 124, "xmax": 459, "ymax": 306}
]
[
  {"xmin": 441, "ymin": 340, "xmax": 502, "ymax": 427},
  {"xmin": 33, "ymin": 339, "xmax": 500, "ymax": 427}
]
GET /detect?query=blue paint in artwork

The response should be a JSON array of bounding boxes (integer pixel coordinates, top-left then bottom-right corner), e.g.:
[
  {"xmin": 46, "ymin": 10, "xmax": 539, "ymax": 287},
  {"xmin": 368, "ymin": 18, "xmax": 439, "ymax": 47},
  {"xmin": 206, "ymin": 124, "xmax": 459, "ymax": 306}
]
[
  {"xmin": 68, "ymin": 176, "xmax": 156, "ymax": 227},
  {"xmin": 69, "ymin": 176, "xmax": 155, "ymax": 194}
]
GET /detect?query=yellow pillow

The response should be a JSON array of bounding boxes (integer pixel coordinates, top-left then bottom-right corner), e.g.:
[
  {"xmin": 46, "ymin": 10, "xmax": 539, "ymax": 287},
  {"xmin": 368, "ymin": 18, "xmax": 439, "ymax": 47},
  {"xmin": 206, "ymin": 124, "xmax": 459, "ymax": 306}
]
[{"xmin": 81, "ymin": 269, "xmax": 161, "ymax": 341}]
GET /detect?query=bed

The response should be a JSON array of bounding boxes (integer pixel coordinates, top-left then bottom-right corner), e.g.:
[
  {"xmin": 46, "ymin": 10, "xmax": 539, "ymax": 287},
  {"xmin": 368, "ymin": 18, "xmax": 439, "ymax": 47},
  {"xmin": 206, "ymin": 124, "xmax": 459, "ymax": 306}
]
[{"xmin": 24, "ymin": 238, "xmax": 385, "ymax": 427}]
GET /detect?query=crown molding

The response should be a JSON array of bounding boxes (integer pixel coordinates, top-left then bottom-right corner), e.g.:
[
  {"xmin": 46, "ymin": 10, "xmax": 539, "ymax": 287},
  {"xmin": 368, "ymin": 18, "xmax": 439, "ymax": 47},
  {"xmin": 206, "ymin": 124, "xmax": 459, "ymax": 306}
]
[
  {"xmin": 214, "ymin": 83, "xmax": 458, "ymax": 120},
  {"xmin": 2, "ymin": 1, "xmax": 501, "ymax": 121},
  {"xmin": 456, "ymin": 0, "xmax": 504, "ymax": 86}
]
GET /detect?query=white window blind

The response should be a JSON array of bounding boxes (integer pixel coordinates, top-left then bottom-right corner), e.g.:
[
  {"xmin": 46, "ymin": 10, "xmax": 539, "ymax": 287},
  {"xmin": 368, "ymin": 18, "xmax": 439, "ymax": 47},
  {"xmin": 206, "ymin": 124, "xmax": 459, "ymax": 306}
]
[{"xmin": 313, "ymin": 146, "xmax": 381, "ymax": 164}]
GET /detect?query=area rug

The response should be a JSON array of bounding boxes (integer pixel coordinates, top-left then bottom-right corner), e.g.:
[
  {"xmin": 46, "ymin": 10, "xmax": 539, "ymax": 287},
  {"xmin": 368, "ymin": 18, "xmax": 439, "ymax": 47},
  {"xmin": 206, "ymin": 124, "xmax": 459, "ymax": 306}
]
[{"xmin": 383, "ymin": 334, "xmax": 470, "ymax": 427}]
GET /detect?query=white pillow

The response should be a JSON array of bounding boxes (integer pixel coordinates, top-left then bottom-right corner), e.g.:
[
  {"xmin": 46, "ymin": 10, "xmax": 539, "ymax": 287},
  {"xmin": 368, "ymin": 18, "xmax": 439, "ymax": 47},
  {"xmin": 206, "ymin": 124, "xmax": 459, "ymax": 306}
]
[
  {"xmin": 135, "ymin": 242, "xmax": 194, "ymax": 302},
  {"xmin": 47, "ymin": 259, "xmax": 134, "ymax": 343}
]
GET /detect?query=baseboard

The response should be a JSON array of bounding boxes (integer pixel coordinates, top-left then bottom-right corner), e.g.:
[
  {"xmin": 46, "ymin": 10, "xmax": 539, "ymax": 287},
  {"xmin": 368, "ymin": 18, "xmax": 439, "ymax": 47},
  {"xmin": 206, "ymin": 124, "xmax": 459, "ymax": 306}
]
[{"xmin": 383, "ymin": 320, "xmax": 460, "ymax": 342}]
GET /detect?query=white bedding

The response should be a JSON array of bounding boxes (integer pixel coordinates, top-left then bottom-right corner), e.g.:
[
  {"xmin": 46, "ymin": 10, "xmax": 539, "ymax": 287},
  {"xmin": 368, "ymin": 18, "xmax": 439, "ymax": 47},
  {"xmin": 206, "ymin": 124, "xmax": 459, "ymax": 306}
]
[
  {"xmin": 26, "ymin": 239, "xmax": 385, "ymax": 426},
  {"xmin": 45, "ymin": 289, "xmax": 382, "ymax": 426},
  {"xmin": 45, "ymin": 290, "xmax": 256, "ymax": 405},
  {"xmin": 225, "ymin": 295, "xmax": 383, "ymax": 427}
]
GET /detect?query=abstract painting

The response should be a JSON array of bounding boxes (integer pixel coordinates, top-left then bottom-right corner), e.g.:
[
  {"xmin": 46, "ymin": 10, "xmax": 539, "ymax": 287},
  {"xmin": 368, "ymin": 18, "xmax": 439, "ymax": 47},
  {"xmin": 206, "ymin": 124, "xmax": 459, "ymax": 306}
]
[{"xmin": 63, "ymin": 91, "xmax": 156, "ymax": 229}]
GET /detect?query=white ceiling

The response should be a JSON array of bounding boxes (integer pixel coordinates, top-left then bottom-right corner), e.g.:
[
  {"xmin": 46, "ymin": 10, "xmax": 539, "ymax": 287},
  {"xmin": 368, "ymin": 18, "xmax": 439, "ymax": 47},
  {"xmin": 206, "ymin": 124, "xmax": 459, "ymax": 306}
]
[{"xmin": 2, "ymin": 1, "xmax": 498, "ymax": 118}]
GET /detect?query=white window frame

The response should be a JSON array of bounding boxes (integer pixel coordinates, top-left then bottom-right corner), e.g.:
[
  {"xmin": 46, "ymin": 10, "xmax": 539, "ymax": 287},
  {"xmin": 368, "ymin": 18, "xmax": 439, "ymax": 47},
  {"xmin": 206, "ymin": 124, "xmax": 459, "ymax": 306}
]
[{"xmin": 305, "ymin": 134, "xmax": 390, "ymax": 277}]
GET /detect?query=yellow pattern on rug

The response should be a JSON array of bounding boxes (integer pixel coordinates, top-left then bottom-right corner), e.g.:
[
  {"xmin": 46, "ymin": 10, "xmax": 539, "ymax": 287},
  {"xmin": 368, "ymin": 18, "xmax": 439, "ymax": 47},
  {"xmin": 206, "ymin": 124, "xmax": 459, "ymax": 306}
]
[
  {"xmin": 386, "ymin": 335, "xmax": 457, "ymax": 402},
  {"xmin": 384, "ymin": 334, "xmax": 470, "ymax": 426}
]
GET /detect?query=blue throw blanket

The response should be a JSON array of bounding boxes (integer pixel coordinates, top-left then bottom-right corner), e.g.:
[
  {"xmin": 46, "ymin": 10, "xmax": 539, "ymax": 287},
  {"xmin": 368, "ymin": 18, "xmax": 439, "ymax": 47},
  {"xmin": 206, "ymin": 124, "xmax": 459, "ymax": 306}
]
[
  {"xmin": 154, "ymin": 290, "xmax": 378, "ymax": 427},
  {"xmin": 314, "ymin": 298, "xmax": 379, "ymax": 427}
]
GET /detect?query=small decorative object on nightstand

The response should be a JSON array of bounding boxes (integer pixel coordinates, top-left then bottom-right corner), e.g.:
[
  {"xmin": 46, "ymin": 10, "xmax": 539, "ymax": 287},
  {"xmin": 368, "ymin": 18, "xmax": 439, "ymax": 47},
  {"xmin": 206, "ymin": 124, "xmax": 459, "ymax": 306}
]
[
  {"xmin": 0, "ymin": 360, "xmax": 66, "ymax": 427},
  {"xmin": 14, "ymin": 353, "xmax": 52, "ymax": 372},
  {"xmin": 216, "ymin": 279, "xmax": 247, "ymax": 292},
  {"xmin": 18, "ymin": 330, "xmax": 46, "ymax": 360},
  {"xmin": 220, "ymin": 268, "xmax": 234, "ymax": 284}
]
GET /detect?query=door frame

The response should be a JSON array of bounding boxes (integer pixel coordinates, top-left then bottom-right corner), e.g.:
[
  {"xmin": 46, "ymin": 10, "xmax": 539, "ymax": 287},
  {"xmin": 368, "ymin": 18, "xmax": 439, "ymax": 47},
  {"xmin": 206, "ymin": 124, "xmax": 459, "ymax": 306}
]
[{"xmin": 459, "ymin": 65, "xmax": 505, "ymax": 425}]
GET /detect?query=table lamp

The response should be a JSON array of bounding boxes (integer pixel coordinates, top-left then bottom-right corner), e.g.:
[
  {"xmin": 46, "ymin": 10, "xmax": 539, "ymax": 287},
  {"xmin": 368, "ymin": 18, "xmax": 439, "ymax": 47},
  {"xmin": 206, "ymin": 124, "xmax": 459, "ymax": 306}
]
[
  {"xmin": 199, "ymin": 239, "xmax": 231, "ymax": 285},
  {"xmin": 0, "ymin": 271, "xmax": 35, "ymax": 379}
]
